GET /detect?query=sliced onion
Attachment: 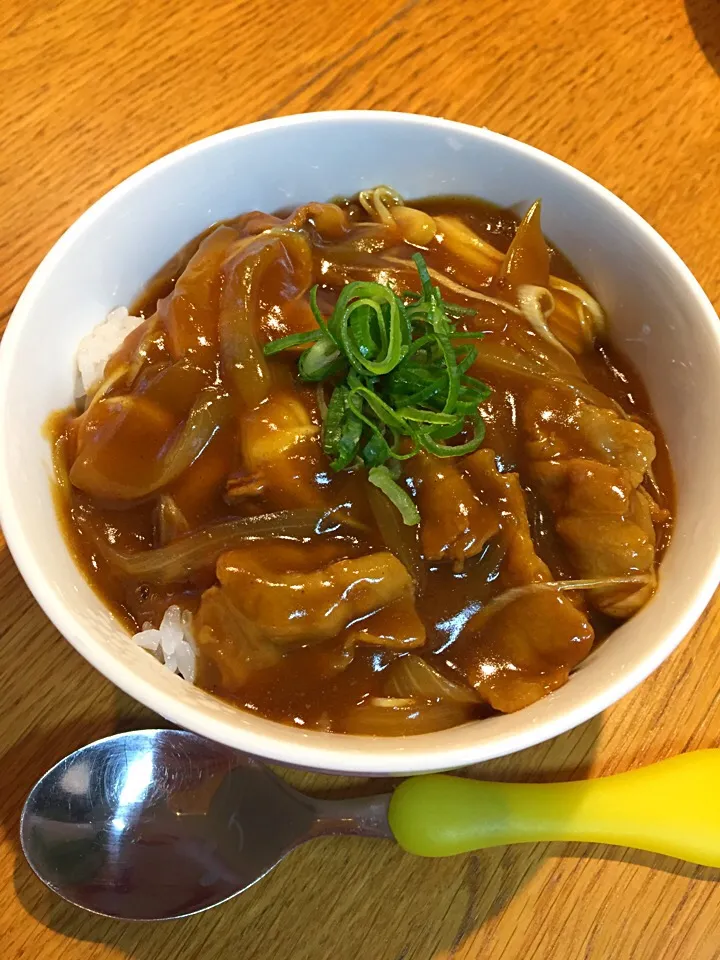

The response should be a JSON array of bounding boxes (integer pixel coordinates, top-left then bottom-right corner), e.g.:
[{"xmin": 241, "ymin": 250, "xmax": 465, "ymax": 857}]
[
  {"xmin": 546, "ymin": 295, "xmax": 595, "ymax": 354},
  {"xmin": 550, "ymin": 277, "xmax": 606, "ymax": 339},
  {"xmin": 156, "ymin": 495, "xmax": 190, "ymax": 546},
  {"xmin": 434, "ymin": 214, "xmax": 504, "ymax": 270},
  {"xmin": 366, "ymin": 482, "xmax": 425, "ymax": 589},
  {"xmin": 498, "ymin": 201, "xmax": 550, "ymax": 288},
  {"xmin": 516, "ymin": 285, "xmax": 574, "ymax": 358},
  {"xmin": 384, "ymin": 655, "xmax": 479, "ymax": 703},
  {"xmin": 220, "ymin": 231, "xmax": 312, "ymax": 409},
  {"xmin": 82, "ymin": 362, "xmax": 129, "ymax": 412},
  {"xmin": 149, "ymin": 388, "xmax": 232, "ymax": 495},
  {"xmin": 469, "ymin": 574, "xmax": 653, "ymax": 624},
  {"xmin": 342, "ymin": 696, "xmax": 476, "ymax": 735},
  {"xmin": 370, "ymin": 697, "xmax": 415, "ymax": 707},
  {"xmin": 319, "ymin": 250, "xmax": 521, "ymax": 315},
  {"xmin": 473, "ymin": 341, "xmax": 621, "ymax": 411},
  {"xmin": 126, "ymin": 313, "xmax": 161, "ymax": 385},
  {"xmin": 380, "ymin": 256, "xmax": 525, "ymax": 315},
  {"xmin": 88, "ymin": 509, "xmax": 329, "ymax": 583},
  {"xmin": 219, "ymin": 239, "xmax": 276, "ymax": 408},
  {"xmin": 433, "ymin": 209, "xmax": 606, "ymax": 344}
]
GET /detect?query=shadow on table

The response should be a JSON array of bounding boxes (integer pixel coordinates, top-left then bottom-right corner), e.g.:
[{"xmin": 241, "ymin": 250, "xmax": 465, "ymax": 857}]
[{"xmin": 685, "ymin": 0, "xmax": 720, "ymax": 75}]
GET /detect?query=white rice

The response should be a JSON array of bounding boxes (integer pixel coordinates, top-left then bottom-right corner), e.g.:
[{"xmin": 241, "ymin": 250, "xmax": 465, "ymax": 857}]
[
  {"xmin": 76, "ymin": 306, "xmax": 144, "ymax": 395},
  {"xmin": 76, "ymin": 309, "xmax": 197, "ymax": 684},
  {"xmin": 132, "ymin": 605, "xmax": 197, "ymax": 682}
]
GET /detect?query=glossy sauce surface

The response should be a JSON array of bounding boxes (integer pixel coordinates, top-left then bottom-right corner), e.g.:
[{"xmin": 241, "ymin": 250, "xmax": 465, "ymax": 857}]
[{"xmin": 50, "ymin": 194, "xmax": 674, "ymax": 735}]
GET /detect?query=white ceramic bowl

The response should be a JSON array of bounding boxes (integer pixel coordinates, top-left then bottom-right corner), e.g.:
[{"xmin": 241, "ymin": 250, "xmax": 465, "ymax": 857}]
[{"xmin": 2, "ymin": 112, "xmax": 719, "ymax": 775}]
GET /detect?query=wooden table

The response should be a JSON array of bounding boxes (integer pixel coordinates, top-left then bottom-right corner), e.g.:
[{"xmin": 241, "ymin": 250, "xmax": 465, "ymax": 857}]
[{"xmin": 2, "ymin": 1, "xmax": 720, "ymax": 957}]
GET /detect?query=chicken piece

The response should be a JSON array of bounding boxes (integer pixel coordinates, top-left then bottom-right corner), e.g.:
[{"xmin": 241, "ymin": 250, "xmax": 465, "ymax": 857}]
[
  {"xmin": 344, "ymin": 592, "xmax": 426, "ymax": 650},
  {"xmin": 462, "ymin": 589, "xmax": 594, "ymax": 712},
  {"xmin": 194, "ymin": 544, "xmax": 423, "ymax": 688},
  {"xmin": 165, "ymin": 420, "xmax": 235, "ymax": 525},
  {"xmin": 243, "ymin": 393, "xmax": 318, "ymax": 463},
  {"xmin": 525, "ymin": 392, "xmax": 656, "ymax": 487},
  {"xmin": 524, "ymin": 390, "xmax": 660, "ymax": 617},
  {"xmin": 322, "ymin": 593, "xmax": 427, "ymax": 676},
  {"xmin": 214, "ymin": 548, "xmax": 416, "ymax": 645},
  {"xmin": 463, "ymin": 448, "xmax": 549, "ymax": 586},
  {"xmin": 535, "ymin": 459, "xmax": 657, "ymax": 617},
  {"xmin": 457, "ymin": 448, "xmax": 595, "ymax": 711},
  {"xmin": 579, "ymin": 406, "xmax": 656, "ymax": 487},
  {"xmin": 409, "ymin": 451, "xmax": 500, "ymax": 570},
  {"xmin": 155, "ymin": 495, "xmax": 190, "ymax": 546},
  {"xmin": 238, "ymin": 391, "xmax": 323, "ymax": 508},
  {"xmin": 193, "ymin": 586, "xmax": 281, "ymax": 692}
]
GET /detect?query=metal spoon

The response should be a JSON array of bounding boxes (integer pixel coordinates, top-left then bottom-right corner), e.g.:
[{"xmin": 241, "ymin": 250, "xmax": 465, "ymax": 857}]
[
  {"xmin": 20, "ymin": 729, "xmax": 720, "ymax": 921},
  {"xmin": 21, "ymin": 729, "xmax": 390, "ymax": 920}
]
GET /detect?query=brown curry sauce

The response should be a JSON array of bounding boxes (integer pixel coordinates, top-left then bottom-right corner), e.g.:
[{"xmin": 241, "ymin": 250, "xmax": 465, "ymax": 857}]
[{"xmin": 48, "ymin": 195, "xmax": 674, "ymax": 735}]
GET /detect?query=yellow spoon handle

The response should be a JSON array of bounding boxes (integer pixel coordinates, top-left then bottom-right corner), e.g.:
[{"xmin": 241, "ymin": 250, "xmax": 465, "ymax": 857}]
[{"xmin": 388, "ymin": 750, "xmax": 720, "ymax": 867}]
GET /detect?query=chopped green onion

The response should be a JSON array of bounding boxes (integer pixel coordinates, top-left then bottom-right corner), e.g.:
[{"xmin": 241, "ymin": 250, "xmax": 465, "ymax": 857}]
[
  {"xmin": 298, "ymin": 338, "xmax": 344, "ymax": 381},
  {"xmin": 455, "ymin": 347, "xmax": 478, "ymax": 377},
  {"xmin": 309, "ymin": 286, "xmax": 335, "ymax": 341},
  {"xmin": 419, "ymin": 418, "xmax": 486, "ymax": 457},
  {"xmin": 396, "ymin": 407, "xmax": 461, "ymax": 426},
  {"xmin": 460, "ymin": 374, "xmax": 492, "ymax": 400},
  {"xmin": 442, "ymin": 303, "xmax": 478, "ymax": 319},
  {"xmin": 262, "ymin": 253, "xmax": 490, "ymax": 524},
  {"xmin": 331, "ymin": 414, "xmax": 363, "ymax": 470},
  {"xmin": 323, "ymin": 385, "xmax": 350, "ymax": 454},
  {"xmin": 368, "ymin": 466, "xmax": 420, "ymax": 526},
  {"xmin": 263, "ymin": 330, "xmax": 322, "ymax": 356},
  {"xmin": 323, "ymin": 385, "xmax": 362, "ymax": 470},
  {"xmin": 350, "ymin": 385, "xmax": 407, "ymax": 434},
  {"xmin": 403, "ymin": 289, "xmax": 478, "ymax": 319},
  {"xmin": 333, "ymin": 284, "xmax": 408, "ymax": 376},
  {"xmin": 362, "ymin": 431, "xmax": 391, "ymax": 467},
  {"xmin": 412, "ymin": 252, "xmax": 434, "ymax": 301}
]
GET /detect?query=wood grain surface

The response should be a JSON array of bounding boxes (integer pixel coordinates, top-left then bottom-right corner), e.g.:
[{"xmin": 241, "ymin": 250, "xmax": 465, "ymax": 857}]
[{"xmin": 2, "ymin": 1, "xmax": 720, "ymax": 957}]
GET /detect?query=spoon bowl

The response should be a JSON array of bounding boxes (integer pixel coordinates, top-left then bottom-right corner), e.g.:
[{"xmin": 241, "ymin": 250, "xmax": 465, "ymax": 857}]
[{"xmin": 20, "ymin": 729, "xmax": 390, "ymax": 920}]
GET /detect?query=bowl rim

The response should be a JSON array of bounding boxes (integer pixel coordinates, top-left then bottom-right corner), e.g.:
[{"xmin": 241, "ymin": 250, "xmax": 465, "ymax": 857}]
[{"xmin": 2, "ymin": 109, "xmax": 719, "ymax": 774}]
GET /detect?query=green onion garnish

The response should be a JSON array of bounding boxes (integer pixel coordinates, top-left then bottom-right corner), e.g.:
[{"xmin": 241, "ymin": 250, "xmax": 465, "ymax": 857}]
[
  {"xmin": 368, "ymin": 465, "xmax": 420, "ymax": 526},
  {"xmin": 263, "ymin": 253, "xmax": 490, "ymax": 524}
]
